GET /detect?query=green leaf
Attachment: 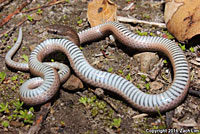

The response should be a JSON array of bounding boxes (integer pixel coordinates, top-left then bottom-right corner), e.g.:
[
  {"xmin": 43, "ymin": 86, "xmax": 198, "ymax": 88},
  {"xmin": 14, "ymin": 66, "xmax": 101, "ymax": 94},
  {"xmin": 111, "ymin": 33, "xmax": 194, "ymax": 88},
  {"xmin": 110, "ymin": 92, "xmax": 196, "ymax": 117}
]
[
  {"xmin": 2, "ymin": 121, "xmax": 9, "ymax": 128},
  {"xmin": 79, "ymin": 46, "xmax": 83, "ymax": 50},
  {"xmin": 163, "ymin": 59, "xmax": 168, "ymax": 64},
  {"xmin": 27, "ymin": 15, "xmax": 33, "ymax": 21},
  {"xmin": 178, "ymin": 43, "xmax": 186, "ymax": 51},
  {"xmin": 36, "ymin": 9, "xmax": 43, "ymax": 15},
  {"xmin": 111, "ymin": 118, "xmax": 121, "ymax": 128},
  {"xmin": 141, "ymin": 74, "xmax": 146, "ymax": 82},
  {"xmin": 11, "ymin": 75, "xmax": 18, "ymax": 81},
  {"xmin": 0, "ymin": 102, "xmax": 9, "ymax": 113},
  {"xmin": 77, "ymin": 19, "xmax": 83, "ymax": 24},
  {"xmin": 4, "ymin": 33, "xmax": 8, "ymax": 37},
  {"xmin": 0, "ymin": 72, "xmax": 6, "ymax": 83},
  {"xmin": 108, "ymin": 67, "xmax": 113, "ymax": 73},
  {"xmin": 189, "ymin": 47, "xmax": 195, "ymax": 53},
  {"xmin": 145, "ymin": 83, "xmax": 150, "ymax": 90},
  {"xmin": 118, "ymin": 70, "xmax": 123, "ymax": 74},
  {"xmin": 126, "ymin": 73, "xmax": 132, "ymax": 81},
  {"xmin": 22, "ymin": 54, "xmax": 29, "ymax": 63},
  {"xmin": 163, "ymin": 30, "xmax": 174, "ymax": 39},
  {"xmin": 79, "ymin": 96, "xmax": 88, "ymax": 106}
]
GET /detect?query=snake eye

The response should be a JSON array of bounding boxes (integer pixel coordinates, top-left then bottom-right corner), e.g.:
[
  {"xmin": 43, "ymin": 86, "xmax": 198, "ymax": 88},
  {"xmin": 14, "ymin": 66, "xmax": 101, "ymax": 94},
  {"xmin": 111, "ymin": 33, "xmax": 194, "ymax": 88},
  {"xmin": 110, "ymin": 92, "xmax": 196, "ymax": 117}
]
[{"xmin": 52, "ymin": 30, "xmax": 58, "ymax": 34}]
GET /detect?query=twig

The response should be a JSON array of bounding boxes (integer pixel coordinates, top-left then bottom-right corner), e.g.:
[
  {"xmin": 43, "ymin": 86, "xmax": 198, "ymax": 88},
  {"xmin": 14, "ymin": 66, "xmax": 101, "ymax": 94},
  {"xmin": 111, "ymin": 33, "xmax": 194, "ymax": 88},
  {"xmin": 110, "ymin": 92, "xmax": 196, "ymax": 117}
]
[
  {"xmin": 172, "ymin": 118, "xmax": 198, "ymax": 127},
  {"xmin": 122, "ymin": 2, "xmax": 134, "ymax": 11},
  {"xmin": 190, "ymin": 59, "xmax": 200, "ymax": 66},
  {"xmin": 28, "ymin": 103, "xmax": 51, "ymax": 134},
  {"xmin": 149, "ymin": 59, "xmax": 164, "ymax": 80},
  {"xmin": 89, "ymin": 88, "xmax": 120, "ymax": 114},
  {"xmin": 0, "ymin": 0, "xmax": 8, "ymax": 4},
  {"xmin": 21, "ymin": 0, "xmax": 66, "ymax": 13},
  {"xmin": 117, "ymin": 16, "xmax": 166, "ymax": 28},
  {"xmin": 0, "ymin": 0, "xmax": 32, "ymax": 27},
  {"xmin": 165, "ymin": 110, "xmax": 174, "ymax": 128},
  {"xmin": 189, "ymin": 89, "xmax": 200, "ymax": 97},
  {"xmin": 0, "ymin": 18, "xmax": 27, "ymax": 38},
  {"xmin": 132, "ymin": 113, "xmax": 148, "ymax": 119}
]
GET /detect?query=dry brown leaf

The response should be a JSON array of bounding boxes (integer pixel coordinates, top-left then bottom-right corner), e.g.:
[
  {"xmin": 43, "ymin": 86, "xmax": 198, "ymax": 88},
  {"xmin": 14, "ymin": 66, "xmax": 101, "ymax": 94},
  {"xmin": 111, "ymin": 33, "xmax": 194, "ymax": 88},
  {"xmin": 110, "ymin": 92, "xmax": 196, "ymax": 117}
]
[
  {"xmin": 164, "ymin": 0, "xmax": 200, "ymax": 42},
  {"xmin": 87, "ymin": 0, "xmax": 117, "ymax": 27}
]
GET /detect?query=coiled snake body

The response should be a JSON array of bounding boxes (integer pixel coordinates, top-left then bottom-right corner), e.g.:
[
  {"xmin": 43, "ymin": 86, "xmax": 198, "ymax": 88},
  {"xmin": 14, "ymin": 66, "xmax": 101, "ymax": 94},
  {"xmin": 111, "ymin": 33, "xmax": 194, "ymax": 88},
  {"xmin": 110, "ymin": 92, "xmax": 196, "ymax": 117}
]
[{"xmin": 5, "ymin": 22, "xmax": 190, "ymax": 112}]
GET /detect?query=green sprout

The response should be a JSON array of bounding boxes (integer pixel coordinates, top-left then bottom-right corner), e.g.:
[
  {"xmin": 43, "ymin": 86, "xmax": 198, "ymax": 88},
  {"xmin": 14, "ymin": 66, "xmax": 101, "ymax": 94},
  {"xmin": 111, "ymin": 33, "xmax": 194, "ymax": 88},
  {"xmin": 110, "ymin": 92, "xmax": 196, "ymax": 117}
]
[
  {"xmin": 19, "ymin": 79, "xmax": 24, "ymax": 84},
  {"xmin": 7, "ymin": 45, "xmax": 11, "ymax": 49},
  {"xmin": 79, "ymin": 96, "xmax": 88, "ymax": 106},
  {"xmin": 1, "ymin": 121, "xmax": 9, "ymax": 128},
  {"xmin": 13, "ymin": 101, "xmax": 23, "ymax": 112},
  {"xmin": 22, "ymin": 46, "xmax": 26, "ymax": 51},
  {"xmin": 51, "ymin": 59, "xmax": 55, "ymax": 62},
  {"xmin": 77, "ymin": 19, "xmax": 83, "ymax": 25},
  {"xmin": 141, "ymin": 74, "xmax": 146, "ymax": 82},
  {"xmin": 87, "ymin": 96, "xmax": 96, "ymax": 104},
  {"xmin": 143, "ymin": 14, "xmax": 150, "ymax": 19},
  {"xmin": 126, "ymin": 65, "xmax": 131, "ymax": 69},
  {"xmin": 13, "ymin": 37, "xmax": 17, "ymax": 42},
  {"xmin": 108, "ymin": 67, "xmax": 113, "ymax": 73},
  {"xmin": 111, "ymin": 118, "xmax": 121, "ymax": 128},
  {"xmin": 126, "ymin": 0, "xmax": 131, "ymax": 2},
  {"xmin": 0, "ymin": 102, "xmax": 9, "ymax": 113},
  {"xmin": 189, "ymin": 47, "xmax": 195, "ymax": 53},
  {"xmin": 27, "ymin": 15, "xmax": 33, "ymax": 21},
  {"xmin": 136, "ymin": 30, "xmax": 148, "ymax": 36},
  {"xmin": 22, "ymin": 54, "xmax": 29, "ymax": 63},
  {"xmin": 145, "ymin": 83, "xmax": 150, "ymax": 90},
  {"xmin": 163, "ymin": 30, "xmax": 174, "ymax": 39},
  {"xmin": 36, "ymin": 9, "xmax": 43, "ymax": 15},
  {"xmin": 163, "ymin": 59, "xmax": 168, "ymax": 64},
  {"xmin": 4, "ymin": 33, "xmax": 8, "ymax": 37},
  {"xmin": 118, "ymin": 69, "xmax": 123, "ymax": 75},
  {"xmin": 0, "ymin": 72, "xmax": 6, "ymax": 83},
  {"xmin": 178, "ymin": 43, "xmax": 186, "ymax": 51},
  {"xmin": 11, "ymin": 75, "xmax": 18, "ymax": 81},
  {"xmin": 18, "ymin": 107, "xmax": 34, "ymax": 124},
  {"xmin": 126, "ymin": 73, "xmax": 132, "ymax": 81}
]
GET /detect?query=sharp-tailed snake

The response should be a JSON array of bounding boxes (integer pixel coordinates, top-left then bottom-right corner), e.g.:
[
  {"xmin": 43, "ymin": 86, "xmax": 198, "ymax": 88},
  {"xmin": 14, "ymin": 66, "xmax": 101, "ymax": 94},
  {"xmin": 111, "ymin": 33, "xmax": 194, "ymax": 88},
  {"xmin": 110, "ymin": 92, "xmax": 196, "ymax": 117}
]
[{"xmin": 5, "ymin": 22, "xmax": 190, "ymax": 112}]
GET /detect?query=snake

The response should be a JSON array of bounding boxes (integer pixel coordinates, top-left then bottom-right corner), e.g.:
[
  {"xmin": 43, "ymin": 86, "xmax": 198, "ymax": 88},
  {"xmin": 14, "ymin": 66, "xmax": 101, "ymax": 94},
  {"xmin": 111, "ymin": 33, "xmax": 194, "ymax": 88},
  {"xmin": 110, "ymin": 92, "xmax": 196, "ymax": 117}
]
[{"xmin": 5, "ymin": 22, "xmax": 190, "ymax": 112}]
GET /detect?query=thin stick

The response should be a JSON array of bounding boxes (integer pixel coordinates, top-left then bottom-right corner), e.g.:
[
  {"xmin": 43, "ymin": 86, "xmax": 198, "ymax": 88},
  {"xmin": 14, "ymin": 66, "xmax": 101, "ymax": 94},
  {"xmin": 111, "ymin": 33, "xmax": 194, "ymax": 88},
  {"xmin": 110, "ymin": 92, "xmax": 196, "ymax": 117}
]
[
  {"xmin": 0, "ymin": 0, "xmax": 32, "ymax": 27},
  {"xmin": 21, "ymin": 0, "xmax": 66, "ymax": 13},
  {"xmin": 0, "ymin": 18, "xmax": 27, "ymax": 38},
  {"xmin": 117, "ymin": 16, "xmax": 166, "ymax": 28},
  {"xmin": 28, "ymin": 103, "xmax": 51, "ymax": 134}
]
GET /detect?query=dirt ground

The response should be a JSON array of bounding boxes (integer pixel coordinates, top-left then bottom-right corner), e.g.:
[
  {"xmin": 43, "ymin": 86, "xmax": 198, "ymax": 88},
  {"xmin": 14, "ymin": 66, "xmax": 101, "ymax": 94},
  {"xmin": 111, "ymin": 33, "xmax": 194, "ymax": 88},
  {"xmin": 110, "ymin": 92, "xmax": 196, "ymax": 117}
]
[{"xmin": 0, "ymin": 0, "xmax": 200, "ymax": 134}]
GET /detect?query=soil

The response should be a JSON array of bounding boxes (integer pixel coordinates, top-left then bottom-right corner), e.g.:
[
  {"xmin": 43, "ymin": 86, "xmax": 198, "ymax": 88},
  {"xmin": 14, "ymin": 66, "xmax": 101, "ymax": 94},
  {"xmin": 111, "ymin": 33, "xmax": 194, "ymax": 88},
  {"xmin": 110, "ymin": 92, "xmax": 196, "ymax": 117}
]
[{"xmin": 0, "ymin": 0, "xmax": 200, "ymax": 134}]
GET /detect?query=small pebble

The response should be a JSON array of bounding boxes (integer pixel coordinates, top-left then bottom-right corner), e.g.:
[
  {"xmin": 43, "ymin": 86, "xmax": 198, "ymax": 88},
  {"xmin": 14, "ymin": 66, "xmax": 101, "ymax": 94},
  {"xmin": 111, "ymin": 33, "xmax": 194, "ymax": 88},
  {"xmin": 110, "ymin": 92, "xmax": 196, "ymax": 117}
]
[
  {"xmin": 150, "ymin": 81, "xmax": 163, "ymax": 91},
  {"xmin": 133, "ymin": 52, "xmax": 159, "ymax": 73},
  {"xmin": 62, "ymin": 74, "xmax": 83, "ymax": 90}
]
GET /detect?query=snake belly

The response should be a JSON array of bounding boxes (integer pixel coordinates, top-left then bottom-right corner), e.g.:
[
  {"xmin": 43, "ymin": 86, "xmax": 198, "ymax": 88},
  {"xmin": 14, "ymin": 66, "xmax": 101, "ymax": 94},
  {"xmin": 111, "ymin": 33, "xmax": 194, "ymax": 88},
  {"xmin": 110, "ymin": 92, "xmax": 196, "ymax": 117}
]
[{"xmin": 5, "ymin": 22, "xmax": 190, "ymax": 112}]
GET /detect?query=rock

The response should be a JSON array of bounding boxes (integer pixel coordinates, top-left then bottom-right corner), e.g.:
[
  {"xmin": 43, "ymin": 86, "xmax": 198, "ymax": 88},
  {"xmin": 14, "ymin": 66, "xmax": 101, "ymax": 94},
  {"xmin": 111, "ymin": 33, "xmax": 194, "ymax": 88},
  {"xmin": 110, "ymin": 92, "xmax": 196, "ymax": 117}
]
[
  {"xmin": 133, "ymin": 52, "xmax": 159, "ymax": 73},
  {"xmin": 150, "ymin": 81, "xmax": 163, "ymax": 91},
  {"xmin": 94, "ymin": 88, "xmax": 104, "ymax": 98},
  {"xmin": 62, "ymin": 74, "xmax": 83, "ymax": 90}
]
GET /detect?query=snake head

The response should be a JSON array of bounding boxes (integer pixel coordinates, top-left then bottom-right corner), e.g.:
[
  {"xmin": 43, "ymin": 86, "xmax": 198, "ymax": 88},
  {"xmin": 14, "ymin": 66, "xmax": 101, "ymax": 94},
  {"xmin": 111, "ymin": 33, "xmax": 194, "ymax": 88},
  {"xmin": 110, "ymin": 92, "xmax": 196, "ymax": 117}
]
[{"xmin": 47, "ymin": 24, "xmax": 80, "ymax": 47}]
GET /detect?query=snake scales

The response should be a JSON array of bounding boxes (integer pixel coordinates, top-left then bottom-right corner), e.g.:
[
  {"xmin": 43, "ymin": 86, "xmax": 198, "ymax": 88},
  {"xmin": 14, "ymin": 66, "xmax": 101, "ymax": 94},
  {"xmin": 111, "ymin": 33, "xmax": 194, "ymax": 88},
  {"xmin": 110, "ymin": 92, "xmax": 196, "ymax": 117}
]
[{"xmin": 5, "ymin": 22, "xmax": 190, "ymax": 112}]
